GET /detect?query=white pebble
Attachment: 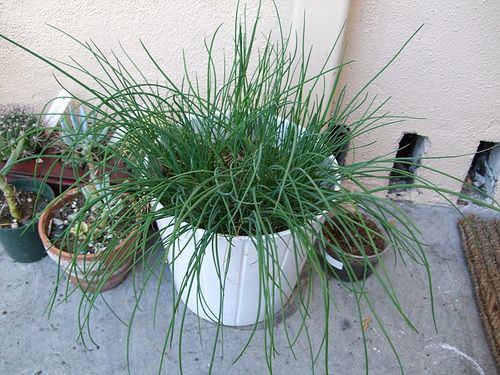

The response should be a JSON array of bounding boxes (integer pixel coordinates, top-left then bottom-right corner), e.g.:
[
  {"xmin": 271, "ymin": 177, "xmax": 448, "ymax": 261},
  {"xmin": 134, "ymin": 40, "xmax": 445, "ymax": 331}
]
[{"xmin": 52, "ymin": 218, "xmax": 64, "ymax": 226}]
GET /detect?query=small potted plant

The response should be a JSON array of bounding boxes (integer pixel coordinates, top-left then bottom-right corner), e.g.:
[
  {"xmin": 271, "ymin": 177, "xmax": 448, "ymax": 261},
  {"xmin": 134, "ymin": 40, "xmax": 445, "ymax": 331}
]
[
  {"xmin": 0, "ymin": 105, "xmax": 54, "ymax": 262},
  {"xmin": 0, "ymin": 95, "xmax": 88, "ymax": 188},
  {"xmin": 318, "ymin": 207, "xmax": 390, "ymax": 282},
  {"xmin": 38, "ymin": 179, "xmax": 137, "ymax": 291},
  {"xmin": 37, "ymin": 101, "xmax": 137, "ymax": 291}
]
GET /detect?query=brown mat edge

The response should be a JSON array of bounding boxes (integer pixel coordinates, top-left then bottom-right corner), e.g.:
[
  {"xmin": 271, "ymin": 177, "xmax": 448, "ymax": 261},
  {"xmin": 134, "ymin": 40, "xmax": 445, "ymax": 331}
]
[{"xmin": 458, "ymin": 215, "xmax": 500, "ymax": 369}]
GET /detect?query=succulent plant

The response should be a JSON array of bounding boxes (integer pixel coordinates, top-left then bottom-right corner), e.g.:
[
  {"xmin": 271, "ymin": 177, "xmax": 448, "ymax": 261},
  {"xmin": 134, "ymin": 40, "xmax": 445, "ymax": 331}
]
[{"xmin": 57, "ymin": 100, "xmax": 108, "ymax": 154}]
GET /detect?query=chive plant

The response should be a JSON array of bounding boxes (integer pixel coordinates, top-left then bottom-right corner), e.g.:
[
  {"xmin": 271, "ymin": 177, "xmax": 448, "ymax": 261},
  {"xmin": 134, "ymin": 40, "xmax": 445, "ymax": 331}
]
[{"xmin": 1, "ymin": 2, "xmax": 498, "ymax": 374}]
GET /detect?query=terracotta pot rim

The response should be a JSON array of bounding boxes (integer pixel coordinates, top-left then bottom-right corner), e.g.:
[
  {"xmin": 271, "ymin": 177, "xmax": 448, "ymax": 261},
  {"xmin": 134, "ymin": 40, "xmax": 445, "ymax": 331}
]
[{"xmin": 38, "ymin": 187, "xmax": 135, "ymax": 261}]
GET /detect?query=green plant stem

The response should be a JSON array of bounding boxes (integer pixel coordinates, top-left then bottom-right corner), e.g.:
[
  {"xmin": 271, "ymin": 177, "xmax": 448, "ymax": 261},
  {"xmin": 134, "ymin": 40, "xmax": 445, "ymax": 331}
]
[
  {"xmin": 0, "ymin": 174, "xmax": 22, "ymax": 222},
  {"xmin": 0, "ymin": 138, "xmax": 26, "ymax": 221},
  {"xmin": 1, "ymin": 138, "xmax": 25, "ymax": 175}
]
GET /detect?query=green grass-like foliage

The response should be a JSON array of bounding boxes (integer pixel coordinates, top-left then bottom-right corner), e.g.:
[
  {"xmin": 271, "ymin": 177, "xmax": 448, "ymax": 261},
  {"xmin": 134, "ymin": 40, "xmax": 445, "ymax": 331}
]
[{"xmin": 1, "ymin": 2, "xmax": 498, "ymax": 374}]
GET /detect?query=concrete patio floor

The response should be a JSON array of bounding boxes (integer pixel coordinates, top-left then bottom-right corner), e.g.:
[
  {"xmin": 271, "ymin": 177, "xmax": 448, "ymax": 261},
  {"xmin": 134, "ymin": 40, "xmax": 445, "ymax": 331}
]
[{"xmin": 0, "ymin": 203, "xmax": 498, "ymax": 374}]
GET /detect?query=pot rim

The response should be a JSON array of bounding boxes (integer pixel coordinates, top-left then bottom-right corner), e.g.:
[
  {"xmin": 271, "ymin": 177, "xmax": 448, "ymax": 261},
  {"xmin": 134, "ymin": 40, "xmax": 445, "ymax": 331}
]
[
  {"xmin": 153, "ymin": 199, "xmax": 325, "ymax": 241},
  {"xmin": 322, "ymin": 209, "xmax": 391, "ymax": 261},
  {"xmin": 38, "ymin": 187, "xmax": 134, "ymax": 261}
]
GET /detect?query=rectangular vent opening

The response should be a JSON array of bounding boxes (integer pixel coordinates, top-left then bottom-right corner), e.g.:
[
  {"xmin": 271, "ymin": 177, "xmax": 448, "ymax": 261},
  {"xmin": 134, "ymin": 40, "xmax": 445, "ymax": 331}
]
[
  {"xmin": 389, "ymin": 133, "xmax": 429, "ymax": 189},
  {"xmin": 459, "ymin": 141, "xmax": 500, "ymax": 205}
]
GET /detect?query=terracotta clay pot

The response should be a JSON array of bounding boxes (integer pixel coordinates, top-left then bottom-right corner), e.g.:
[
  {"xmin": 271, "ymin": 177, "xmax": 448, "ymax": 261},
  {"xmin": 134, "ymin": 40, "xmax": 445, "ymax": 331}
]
[{"xmin": 38, "ymin": 188, "xmax": 135, "ymax": 292}]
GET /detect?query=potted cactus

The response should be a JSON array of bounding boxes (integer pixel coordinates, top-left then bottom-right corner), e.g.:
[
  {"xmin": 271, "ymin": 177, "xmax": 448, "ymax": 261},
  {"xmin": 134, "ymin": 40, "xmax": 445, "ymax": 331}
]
[
  {"xmin": 0, "ymin": 105, "xmax": 54, "ymax": 262},
  {"xmin": 0, "ymin": 92, "xmax": 95, "ymax": 189}
]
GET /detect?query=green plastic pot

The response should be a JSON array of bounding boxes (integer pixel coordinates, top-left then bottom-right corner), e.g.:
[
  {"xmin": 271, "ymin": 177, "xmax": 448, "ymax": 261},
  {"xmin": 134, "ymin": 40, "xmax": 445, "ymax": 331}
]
[{"xmin": 0, "ymin": 179, "xmax": 55, "ymax": 263}]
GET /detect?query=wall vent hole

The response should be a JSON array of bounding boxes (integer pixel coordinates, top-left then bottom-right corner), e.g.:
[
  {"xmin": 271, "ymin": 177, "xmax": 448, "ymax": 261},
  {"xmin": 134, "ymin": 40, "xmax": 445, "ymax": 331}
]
[
  {"xmin": 389, "ymin": 133, "xmax": 429, "ymax": 190},
  {"xmin": 459, "ymin": 141, "xmax": 500, "ymax": 205}
]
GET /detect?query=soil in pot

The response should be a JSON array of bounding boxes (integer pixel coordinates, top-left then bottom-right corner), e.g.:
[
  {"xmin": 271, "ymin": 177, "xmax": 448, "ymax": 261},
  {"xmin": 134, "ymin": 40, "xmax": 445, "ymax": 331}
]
[
  {"xmin": 48, "ymin": 192, "xmax": 118, "ymax": 255},
  {"xmin": 0, "ymin": 190, "xmax": 50, "ymax": 228},
  {"xmin": 320, "ymin": 212, "xmax": 387, "ymax": 282},
  {"xmin": 0, "ymin": 180, "xmax": 54, "ymax": 262}
]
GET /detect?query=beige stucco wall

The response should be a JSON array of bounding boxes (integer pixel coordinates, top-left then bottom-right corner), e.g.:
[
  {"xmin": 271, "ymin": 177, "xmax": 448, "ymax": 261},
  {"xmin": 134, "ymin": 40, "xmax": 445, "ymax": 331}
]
[
  {"xmin": 0, "ymin": 1, "xmax": 292, "ymax": 106},
  {"xmin": 1, "ymin": 0, "xmax": 499, "ymax": 205},
  {"xmin": 342, "ymin": 0, "xmax": 500, "ymax": 204},
  {"xmin": 0, "ymin": 0, "xmax": 351, "ymax": 105}
]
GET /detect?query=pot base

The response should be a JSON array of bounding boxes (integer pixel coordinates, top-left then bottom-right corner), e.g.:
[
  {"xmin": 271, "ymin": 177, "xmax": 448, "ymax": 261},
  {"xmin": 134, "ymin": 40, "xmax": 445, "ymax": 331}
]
[
  {"xmin": 196, "ymin": 265, "xmax": 310, "ymax": 330},
  {"xmin": 68, "ymin": 259, "xmax": 132, "ymax": 292},
  {"xmin": 321, "ymin": 255, "xmax": 377, "ymax": 282}
]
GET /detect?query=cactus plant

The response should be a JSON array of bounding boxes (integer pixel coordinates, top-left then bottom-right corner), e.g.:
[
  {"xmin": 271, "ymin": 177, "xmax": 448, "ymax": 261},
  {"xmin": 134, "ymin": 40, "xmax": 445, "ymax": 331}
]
[{"xmin": 0, "ymin": 105, "xmax": 45, "ymax": 222}]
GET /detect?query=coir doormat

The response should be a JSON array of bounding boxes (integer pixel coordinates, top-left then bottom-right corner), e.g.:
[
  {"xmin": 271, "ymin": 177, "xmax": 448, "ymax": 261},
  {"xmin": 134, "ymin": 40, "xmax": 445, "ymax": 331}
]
[{"xmin": 458, "ymin": 215, "xmax": 500, "ymax": 368}]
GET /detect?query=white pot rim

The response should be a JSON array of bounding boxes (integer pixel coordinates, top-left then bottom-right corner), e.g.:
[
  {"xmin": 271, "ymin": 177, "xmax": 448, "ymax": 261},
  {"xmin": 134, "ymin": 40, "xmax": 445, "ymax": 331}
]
[
  {"xmin": 154, "ymin": 200, "xmax": 325, "ymax": 241},
  {"xmin": 187, "ymin": 216, "xmax": 325, "ymax": 241}
]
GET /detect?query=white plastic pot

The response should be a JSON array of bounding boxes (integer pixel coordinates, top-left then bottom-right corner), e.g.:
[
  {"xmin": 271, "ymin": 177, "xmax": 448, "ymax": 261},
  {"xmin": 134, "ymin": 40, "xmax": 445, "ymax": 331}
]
[{"xmin": 155, "ymin": 202, "xmax": 323, "ymax": 326}]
